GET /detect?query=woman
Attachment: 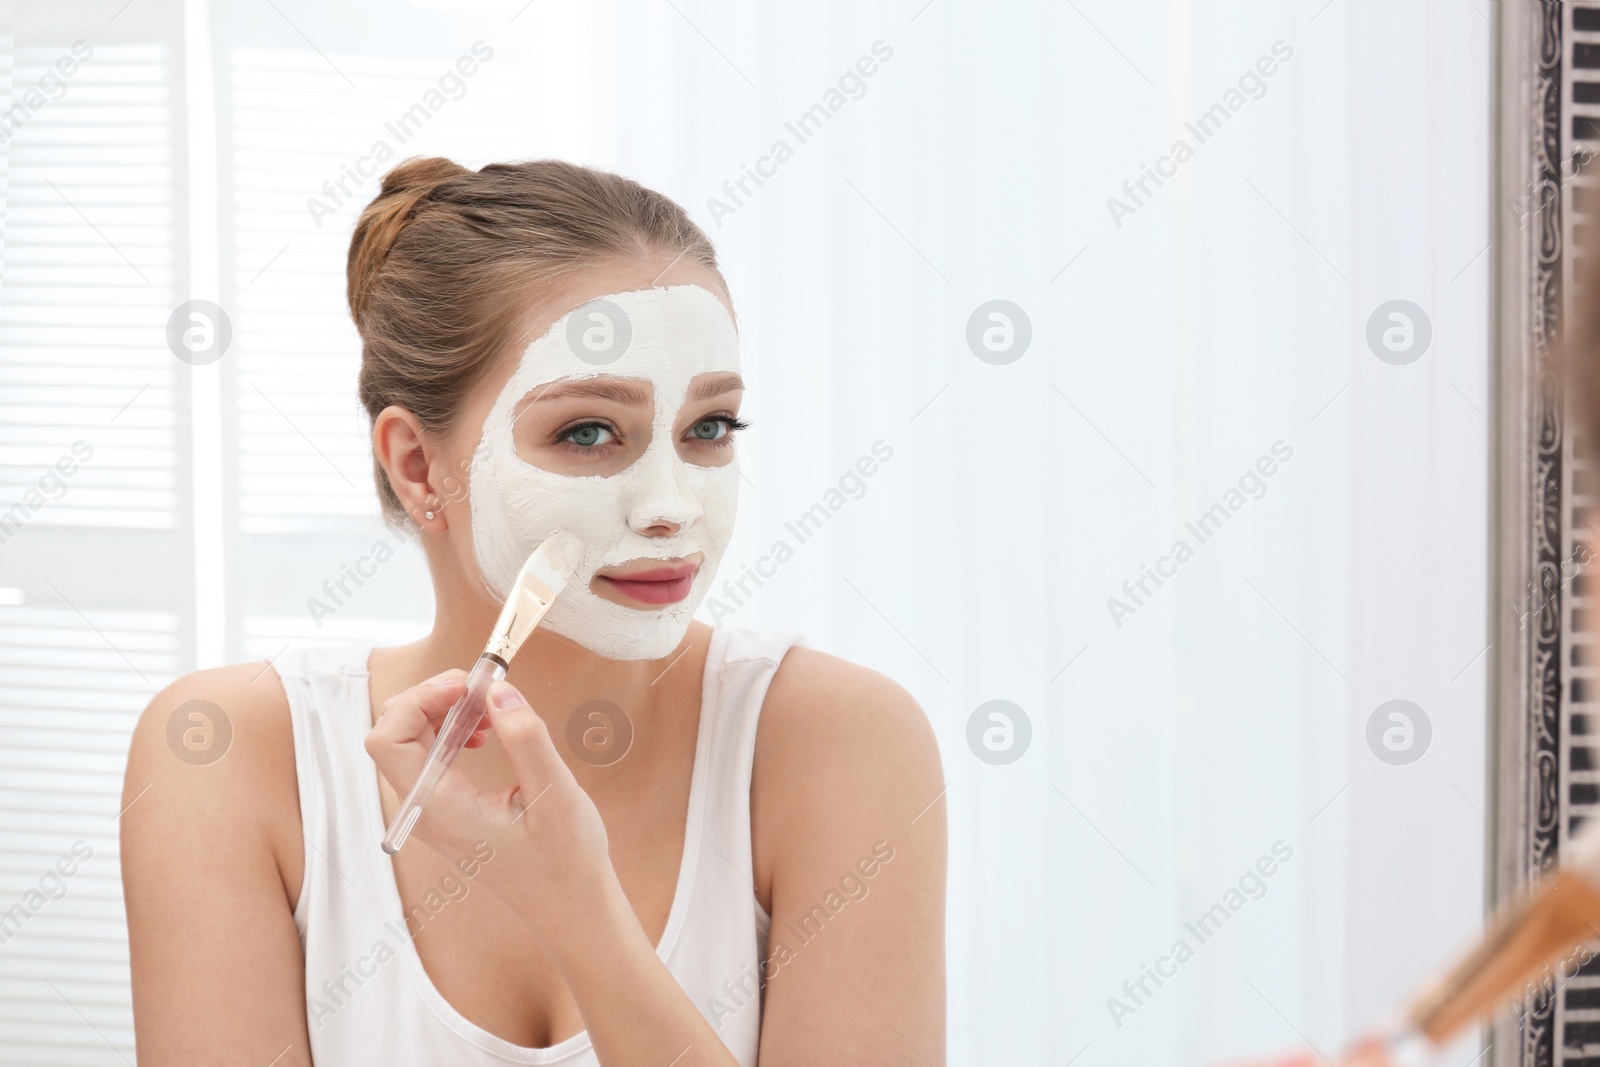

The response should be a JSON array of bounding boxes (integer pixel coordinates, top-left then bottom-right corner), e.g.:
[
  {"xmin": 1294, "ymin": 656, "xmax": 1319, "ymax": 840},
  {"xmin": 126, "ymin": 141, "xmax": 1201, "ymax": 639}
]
[{"xmin": 120, "ymin": 157, "xmax": 947, "ymax": 1065}]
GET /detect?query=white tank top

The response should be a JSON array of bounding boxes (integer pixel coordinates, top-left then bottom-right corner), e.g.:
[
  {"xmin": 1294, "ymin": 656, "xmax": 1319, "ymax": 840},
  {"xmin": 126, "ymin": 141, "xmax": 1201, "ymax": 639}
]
[{"xmin": 273, "ymin": 625, "xmax": 810, "ymax": 1066}]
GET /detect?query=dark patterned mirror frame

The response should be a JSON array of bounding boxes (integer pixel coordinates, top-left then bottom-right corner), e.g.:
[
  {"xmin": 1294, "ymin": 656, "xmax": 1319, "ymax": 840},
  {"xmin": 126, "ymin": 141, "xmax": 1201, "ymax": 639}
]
[{"xmin": 1491, "ymin": 3, "xmax": 1598, "ymax": 1064}]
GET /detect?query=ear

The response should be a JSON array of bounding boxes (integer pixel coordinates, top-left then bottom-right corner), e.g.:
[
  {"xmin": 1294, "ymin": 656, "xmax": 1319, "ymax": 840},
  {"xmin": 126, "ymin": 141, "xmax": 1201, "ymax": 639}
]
[{"xmin": 373, "ymin": 405, "xmax": 449, "ymax": 526}]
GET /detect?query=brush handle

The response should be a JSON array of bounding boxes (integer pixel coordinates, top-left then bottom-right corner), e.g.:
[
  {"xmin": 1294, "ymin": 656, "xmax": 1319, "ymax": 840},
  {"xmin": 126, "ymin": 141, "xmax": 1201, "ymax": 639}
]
[{"xmin": 381, "ymin": 656, "xmax": 506, "ymax": 854}]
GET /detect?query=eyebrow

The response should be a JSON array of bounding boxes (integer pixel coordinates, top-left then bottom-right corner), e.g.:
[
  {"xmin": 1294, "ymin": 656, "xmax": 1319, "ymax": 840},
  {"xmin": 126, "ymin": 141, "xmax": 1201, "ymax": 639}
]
[
  {"xmin": 529, "ymin": 378, "xmax": 651, "ymax": 405},
  {"xmin": 688, "ymin": 371, "xmax": 745, "ymax": 402},
  {"xmin": 528, "ymin": 372, "xmax": 745, "ymax": 405}
]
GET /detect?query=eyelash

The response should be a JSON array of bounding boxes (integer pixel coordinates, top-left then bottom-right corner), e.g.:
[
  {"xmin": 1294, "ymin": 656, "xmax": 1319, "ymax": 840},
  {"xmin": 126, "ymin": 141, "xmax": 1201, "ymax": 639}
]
[{"xmin": 552, "ymin": 414, "xmax": 751, "ymax": 455}]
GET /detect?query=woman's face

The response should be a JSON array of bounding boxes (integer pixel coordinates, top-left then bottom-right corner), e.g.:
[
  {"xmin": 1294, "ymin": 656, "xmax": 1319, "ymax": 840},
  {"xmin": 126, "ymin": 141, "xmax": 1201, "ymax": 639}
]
[{"xmin": 451, "ymin": 257, "xmax": 745, "ymax": 661}]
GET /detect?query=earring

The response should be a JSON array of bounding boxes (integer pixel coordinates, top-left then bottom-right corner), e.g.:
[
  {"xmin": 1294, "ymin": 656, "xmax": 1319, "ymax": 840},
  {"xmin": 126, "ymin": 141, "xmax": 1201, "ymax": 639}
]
[{"xmin": 424, "ymin": 509, "xmax": 435, "ymax": 521}]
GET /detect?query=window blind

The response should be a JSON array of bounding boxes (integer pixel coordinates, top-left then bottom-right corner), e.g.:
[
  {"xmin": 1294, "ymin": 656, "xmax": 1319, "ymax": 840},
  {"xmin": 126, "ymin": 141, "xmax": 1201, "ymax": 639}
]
[
  {"xmin": 0, "ymin": 22, "xmax": 182, "ymax": 1066},
  {"xmin": 0, "ymin": 607, "xmax": 177, "ymax": 1066},
  {"xmin": 216, "ymin": 10, "xmax": 530, "ymax": 662},
  {"xmin": 0, "ymin": 42, "xmax": 176, "ymax": 531}
]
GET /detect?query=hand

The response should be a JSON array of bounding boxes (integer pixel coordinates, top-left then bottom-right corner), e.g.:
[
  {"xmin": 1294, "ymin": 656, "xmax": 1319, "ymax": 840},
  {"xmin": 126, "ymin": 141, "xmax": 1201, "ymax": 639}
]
[
  {"xmin": 364, "ymin": 669, "xmax": 617, "ymax": 937},
  {"xmin": 1210, "ymin": 1040, "xmax": 1391, "ymax": 1067}
]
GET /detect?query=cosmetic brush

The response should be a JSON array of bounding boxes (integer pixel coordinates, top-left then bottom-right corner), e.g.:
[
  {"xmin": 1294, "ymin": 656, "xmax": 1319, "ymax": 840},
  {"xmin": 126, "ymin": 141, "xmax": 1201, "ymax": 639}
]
[
  {"xmin": 380, "ymin": 531, "xmax": 584, "ymax": 854},
  {"xmin": 1361, "ymin": 815, "xmax": 1600, "ymax": 1065}
]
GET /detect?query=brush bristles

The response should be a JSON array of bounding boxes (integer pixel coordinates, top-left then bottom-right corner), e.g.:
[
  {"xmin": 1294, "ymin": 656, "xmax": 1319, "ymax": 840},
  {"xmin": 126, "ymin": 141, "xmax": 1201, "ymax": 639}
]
[{"xmin": 521, "ymin": 531, "xmax": 584, "ymax": 594}]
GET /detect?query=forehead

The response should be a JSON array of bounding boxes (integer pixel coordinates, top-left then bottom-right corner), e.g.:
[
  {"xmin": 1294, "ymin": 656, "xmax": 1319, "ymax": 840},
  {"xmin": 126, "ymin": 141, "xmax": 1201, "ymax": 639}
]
[{"xmin": 506, "ymin": 284, "xmax": 740, "ymax": 397}]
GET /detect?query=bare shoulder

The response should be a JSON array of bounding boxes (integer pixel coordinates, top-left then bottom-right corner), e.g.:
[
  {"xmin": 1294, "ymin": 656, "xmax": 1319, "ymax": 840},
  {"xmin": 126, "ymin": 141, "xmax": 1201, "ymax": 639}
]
[
  {"xmin": 751, "ymin": 643, "xmax": 945, "ymax": 901},
  {"xmin": 122, "ymin": 663, "xmax": 318, "ymax": 1059},
  {"xmin": 748, "ymin": 642, "xmax": 948, "ymax": 1059},
  {"xmin": 757, "ymin": 644, "xmax": 941, "ymax": 782},
  {"xmin": 122, "ymin": 659, "xmax": 303, "ymax": 907}
]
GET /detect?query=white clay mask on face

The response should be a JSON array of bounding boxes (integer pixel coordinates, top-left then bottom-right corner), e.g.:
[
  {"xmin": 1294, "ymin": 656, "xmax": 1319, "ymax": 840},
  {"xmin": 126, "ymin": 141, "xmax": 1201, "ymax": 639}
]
[{"xmin": 468, "ymin": 284, "xmax": 741, "ymax": 660}]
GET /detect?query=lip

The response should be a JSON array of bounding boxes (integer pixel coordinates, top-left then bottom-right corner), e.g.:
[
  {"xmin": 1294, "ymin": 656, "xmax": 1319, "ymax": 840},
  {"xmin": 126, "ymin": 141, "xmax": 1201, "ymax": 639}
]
[{"xmin": 595, "ymin": 561, "xmax": 700, "ymax": 606}]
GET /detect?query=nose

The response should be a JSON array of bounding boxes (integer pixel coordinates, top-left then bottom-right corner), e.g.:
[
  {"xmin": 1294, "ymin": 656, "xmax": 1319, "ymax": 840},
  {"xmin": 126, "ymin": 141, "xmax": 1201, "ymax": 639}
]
[{"xmin": 626, "ymin": 444, "xmax": 702, "ymax": 538}]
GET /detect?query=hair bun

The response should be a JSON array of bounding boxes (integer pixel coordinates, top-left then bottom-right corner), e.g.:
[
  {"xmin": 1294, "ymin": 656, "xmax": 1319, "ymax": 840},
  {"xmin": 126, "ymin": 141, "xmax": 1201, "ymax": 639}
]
[
  {"xmin": 347, "ymin": 156, "xmax": 469, "ymax": 325},
  {"xmin": 379, "ymin": 155, "xmax": 467, "ymax": 197}
]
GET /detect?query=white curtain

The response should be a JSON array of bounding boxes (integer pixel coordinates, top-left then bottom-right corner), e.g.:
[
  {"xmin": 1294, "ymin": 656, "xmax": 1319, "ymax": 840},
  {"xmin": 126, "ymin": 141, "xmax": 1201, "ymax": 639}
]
[{"xmin": 0, "ymin": 0, "xmax": 1491, "ymax": 1063}]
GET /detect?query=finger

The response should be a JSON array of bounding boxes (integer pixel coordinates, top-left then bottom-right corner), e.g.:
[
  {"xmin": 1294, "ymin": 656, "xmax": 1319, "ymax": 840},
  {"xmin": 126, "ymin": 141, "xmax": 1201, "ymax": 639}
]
[
  {"xmin": 1337, "ymin": 1043, "xmax": 1389, "ymax": 1067},
  {"xmin": 365, "ymin": 672, "xmax": 483, "ymax": 796},
  {"xmin": 372, "ymin": 669, "xmax": 464, "ymax": 728},
  {"xmin": 420, "ymin": 670, "xmax": 490, "ymax": 746},
  {"xmin": 484, "ymin": 681, "xmax": 572, "ymax": 806}
]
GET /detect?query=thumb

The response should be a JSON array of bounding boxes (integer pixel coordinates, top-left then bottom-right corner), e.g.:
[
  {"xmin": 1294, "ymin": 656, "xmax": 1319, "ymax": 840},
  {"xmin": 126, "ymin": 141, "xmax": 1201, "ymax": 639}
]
[{"xmin": 485, "ymin": 680, "xmax": 569, "ymax": 809}]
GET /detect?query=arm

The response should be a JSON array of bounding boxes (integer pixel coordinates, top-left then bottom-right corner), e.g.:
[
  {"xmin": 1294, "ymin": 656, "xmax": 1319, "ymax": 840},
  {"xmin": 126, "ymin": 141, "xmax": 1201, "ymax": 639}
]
[
  {"xmin": 531, "ymin": 877, "xmax": 745, "ymax": 1066},
  {"xmin": 121, "ymin": 666, "xmax": 314, "ymax": 1065},
  {"xmin": 522, "ymin": 659, "xmax": 949, "ymax": 1065},
  {"xmin": 750, "ymin": 649, "xmax": 948, "ymax": 1066}
]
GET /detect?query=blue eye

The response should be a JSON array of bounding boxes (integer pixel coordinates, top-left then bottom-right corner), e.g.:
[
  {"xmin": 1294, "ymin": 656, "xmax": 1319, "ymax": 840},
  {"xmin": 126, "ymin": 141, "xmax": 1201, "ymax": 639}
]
[
  {"xmin": 553, "ymin": 415, "xmax": 748, "ymax": 456},
  {"xmin": 689, "ymin": 415, "xmax": 750, "ymax": 445},
  {"xmin": 561, "ymin": 421, "xmax": 616, "ymax": 448}
]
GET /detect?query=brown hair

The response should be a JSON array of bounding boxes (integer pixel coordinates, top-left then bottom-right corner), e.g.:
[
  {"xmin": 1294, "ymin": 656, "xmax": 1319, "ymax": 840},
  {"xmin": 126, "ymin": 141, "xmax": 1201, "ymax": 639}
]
[{"xmin": 347, "ymin": 156, "xmax": 725, "ymax": 525}]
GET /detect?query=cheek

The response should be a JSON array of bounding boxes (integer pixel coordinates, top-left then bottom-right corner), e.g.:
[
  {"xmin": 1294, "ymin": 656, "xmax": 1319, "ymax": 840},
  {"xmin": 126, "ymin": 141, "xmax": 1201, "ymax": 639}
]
[
  {"xmin": 532, "ymin": 476, "xmax": 631, "ymax": 546},
  {"xmin": 689, "ymin": 465, "xmax": 739, "ymax": 532}
]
